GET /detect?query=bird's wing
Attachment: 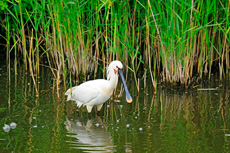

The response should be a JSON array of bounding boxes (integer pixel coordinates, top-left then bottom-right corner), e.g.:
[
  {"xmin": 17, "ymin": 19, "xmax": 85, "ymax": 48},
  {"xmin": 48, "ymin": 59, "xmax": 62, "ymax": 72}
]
[{"xmin": 71, "ymin": 86, "xmax": 100, "ymax": 104}]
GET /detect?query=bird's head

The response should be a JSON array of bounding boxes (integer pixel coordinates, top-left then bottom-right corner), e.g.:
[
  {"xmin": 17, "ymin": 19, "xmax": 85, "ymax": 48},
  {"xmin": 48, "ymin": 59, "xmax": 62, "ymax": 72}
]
[
  {"xmin": 107, "ymin": 60, "xmax": 123, "ymax": 79},
  {"xmin": 112, "ymin": 60, "xmax": 123, "ymax": 75},
  {"xmin": 107, "ymin": 60, "xmax": 132, "ymax": 103}
]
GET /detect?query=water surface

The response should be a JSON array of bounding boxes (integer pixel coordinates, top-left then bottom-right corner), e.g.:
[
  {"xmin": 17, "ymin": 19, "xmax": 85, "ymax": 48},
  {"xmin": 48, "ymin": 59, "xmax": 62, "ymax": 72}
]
[{"xmin": 0, "ymin": 58, "xmax": 230, "ymax": 152}]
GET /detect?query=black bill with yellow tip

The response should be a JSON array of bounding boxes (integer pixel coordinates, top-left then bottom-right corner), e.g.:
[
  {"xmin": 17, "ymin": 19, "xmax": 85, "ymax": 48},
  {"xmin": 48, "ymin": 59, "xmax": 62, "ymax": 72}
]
[{"xmin": 118, "ymin": 68, "xmax": 132, "ymax": 103}]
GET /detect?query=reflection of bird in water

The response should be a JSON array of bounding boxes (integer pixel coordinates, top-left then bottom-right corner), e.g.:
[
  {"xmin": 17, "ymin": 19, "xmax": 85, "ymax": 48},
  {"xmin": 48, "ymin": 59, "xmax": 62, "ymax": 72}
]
[
  {"xmin": 65, "ymin": 60, "xmax": 132, "ymax": 118},
  {"xmin": 65, "ymin": 116, "xmax": 116, "ymax": 152}
]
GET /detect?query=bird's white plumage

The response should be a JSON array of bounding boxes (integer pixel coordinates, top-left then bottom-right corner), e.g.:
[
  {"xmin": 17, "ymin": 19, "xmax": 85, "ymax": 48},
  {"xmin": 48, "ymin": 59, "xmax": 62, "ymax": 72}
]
[{"xmin": 65, "ymin": 60, "xmax": 123, "ymax": 113}]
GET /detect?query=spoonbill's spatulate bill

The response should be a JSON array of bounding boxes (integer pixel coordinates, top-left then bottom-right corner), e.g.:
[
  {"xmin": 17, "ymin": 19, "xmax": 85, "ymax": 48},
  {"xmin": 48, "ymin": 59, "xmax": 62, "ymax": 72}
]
[{"xmin": 65, "ymin": 60, "xmax": 132, "ymax": 117}]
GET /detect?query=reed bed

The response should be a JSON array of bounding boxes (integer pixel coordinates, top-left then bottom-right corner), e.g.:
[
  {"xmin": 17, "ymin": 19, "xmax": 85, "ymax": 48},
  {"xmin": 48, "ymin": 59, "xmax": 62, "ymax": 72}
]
[{"xmin": 1, "ymin": 0, "xmax": 230, "ymax": 90}]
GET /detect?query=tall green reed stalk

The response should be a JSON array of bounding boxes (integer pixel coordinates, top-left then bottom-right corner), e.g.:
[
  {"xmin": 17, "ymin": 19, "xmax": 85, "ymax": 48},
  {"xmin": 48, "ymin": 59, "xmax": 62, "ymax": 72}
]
[{"xmin": 1, "ymin": 0, "xmax": 230, "ymax": 90}]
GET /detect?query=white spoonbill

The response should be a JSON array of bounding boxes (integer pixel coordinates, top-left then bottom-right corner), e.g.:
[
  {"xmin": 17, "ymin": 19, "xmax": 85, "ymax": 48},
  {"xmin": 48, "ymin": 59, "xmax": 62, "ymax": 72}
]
[{"xmin": 65, "ymin": 60, "xmax": 132, "ymax": 117}]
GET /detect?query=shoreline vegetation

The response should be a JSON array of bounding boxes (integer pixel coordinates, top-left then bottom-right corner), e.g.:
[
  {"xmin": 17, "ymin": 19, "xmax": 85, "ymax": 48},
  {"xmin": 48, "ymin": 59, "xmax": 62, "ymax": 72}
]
[{"xmin": 0, "ymin": 0, "xmax": 229, "ymax": 93}]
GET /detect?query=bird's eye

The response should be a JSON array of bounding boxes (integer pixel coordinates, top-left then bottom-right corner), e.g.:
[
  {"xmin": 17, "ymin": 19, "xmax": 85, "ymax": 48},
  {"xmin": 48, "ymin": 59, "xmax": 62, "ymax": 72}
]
[{"xmin": 116, "ymin": 66, "xmax": 118, "ymax": 68}]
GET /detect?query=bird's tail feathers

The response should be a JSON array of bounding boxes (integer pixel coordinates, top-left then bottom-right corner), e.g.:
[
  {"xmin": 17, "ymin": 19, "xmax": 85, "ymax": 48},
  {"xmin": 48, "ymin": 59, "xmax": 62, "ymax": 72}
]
[
  {"xmin": 65, "ymin": 86, "xmax": 77, "ymax": 95},
  {"xmin": 65, "ymin": 86, "xmax": 77, "ymax": 101},
  {"xmin": 67, "ymin": 95, "xmax": 72, "ymax": 101}
]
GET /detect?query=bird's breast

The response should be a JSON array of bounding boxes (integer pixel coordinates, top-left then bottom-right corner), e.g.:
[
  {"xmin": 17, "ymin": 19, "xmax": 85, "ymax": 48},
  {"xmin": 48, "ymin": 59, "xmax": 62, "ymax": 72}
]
[{"xmin": 100, "ymin": 85, "xmax": 113, "ymax": 97}]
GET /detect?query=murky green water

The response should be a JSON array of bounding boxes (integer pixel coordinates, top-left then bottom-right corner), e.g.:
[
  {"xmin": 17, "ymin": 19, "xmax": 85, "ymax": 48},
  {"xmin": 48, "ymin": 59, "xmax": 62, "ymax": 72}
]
[{"xmin": 1, "ymin": 57, "xmax": 230, "ymax": 152}]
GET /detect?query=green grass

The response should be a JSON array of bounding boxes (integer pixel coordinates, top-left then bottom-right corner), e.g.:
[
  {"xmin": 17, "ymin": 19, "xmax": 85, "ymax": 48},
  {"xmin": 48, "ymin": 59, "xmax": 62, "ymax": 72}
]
[{"xmin": 0, "ymin": 0, "xmax": 230, "ymax": 89}]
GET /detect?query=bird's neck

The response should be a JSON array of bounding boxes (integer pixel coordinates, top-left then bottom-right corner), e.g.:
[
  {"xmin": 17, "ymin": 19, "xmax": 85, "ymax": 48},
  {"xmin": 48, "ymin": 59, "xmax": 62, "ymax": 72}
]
[{"xmin": 108, "ymin": 72, "xmax": 118, "ymax": 90}]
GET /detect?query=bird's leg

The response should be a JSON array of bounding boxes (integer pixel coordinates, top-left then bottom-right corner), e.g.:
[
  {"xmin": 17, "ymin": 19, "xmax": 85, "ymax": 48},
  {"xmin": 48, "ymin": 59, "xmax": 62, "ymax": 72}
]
[
  {"xmin": 87, "ymin": 105, "xmax": 93, "ymax": 119},
  {"xmin": 96, "ymin": 104, "xmax": 103, "ymax": 116}
]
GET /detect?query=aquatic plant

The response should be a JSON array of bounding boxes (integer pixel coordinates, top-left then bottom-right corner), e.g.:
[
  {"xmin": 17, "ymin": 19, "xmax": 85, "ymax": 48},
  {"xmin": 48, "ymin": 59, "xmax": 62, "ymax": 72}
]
[{"xmin": 1, "ymin": 0, "xmax": 229, "ymax": 90}]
